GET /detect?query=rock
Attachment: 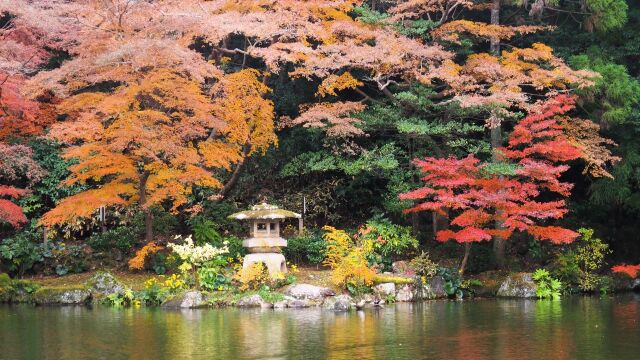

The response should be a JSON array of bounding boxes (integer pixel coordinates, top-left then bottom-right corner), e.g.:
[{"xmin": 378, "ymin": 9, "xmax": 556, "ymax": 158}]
[
  {"xmin": 632, "ymin": 278, "xmax": 640, "ymax": 292},
  {"xmin": 395, "ymin": 284, "xmax": 415, "ymax": 302},
  {"xmin": 236, "ymin": 294, "xmax": 272, "ymax": 308},
  {"xmin": 33, "ymin": 286, "xmax": 91, "ymax": 305},
  {"xmin": 392, "ymin": 261, "xmax": 411, "ymax": 274},
  {"xmin": 473, "ymin": 271, "xmax": 505, "ymax": 297},
  {"xmin": 416, "ymin": 276, "xmax": 449, "ymax": 300},
  {"xmin": 323, "ymin": 294, "xmax": 353, "ymax": 311},
  {"xmin": 373, "ymin": 283, "xmax": 396, "ymax": 298},
  {"xmin": 286, "ymin": 298, "xmax": 313, "ymax": 308},
  {"xmin": 496, "ymin": 273, "xmax": 537, "ymax": 298},
  {"xmin": 273, "ymin": 300, "xmax": 287, "ymax": 309},
  {"xmin": 284, "ymin": 284, "xmax": 335, "ymax": 301},
  {"xmin": 86, "ymin": 272, "xmax": 125, "ymax": 297},
  {"xmin": 361, "ymin": 293, "xmax": 375, "ymax": 303},
  {"xmin": 161, "ymin": 291, "xmax": 205, "ymax": 309}
]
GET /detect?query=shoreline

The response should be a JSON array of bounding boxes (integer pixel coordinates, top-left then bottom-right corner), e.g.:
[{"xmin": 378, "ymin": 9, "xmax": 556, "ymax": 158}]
[{"xmin": 2, "ymin": 270, "xmax": 638, "ymax": 310}]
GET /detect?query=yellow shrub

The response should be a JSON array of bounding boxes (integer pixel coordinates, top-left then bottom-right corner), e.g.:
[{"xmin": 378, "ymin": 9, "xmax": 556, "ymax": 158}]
[
  {"xmin": 234, "ymin": 263, "xmax": 269, "ymax": 291},
  {"xmin": 322, "ymin": 226, "xmax": 376, "ymax": 289}
]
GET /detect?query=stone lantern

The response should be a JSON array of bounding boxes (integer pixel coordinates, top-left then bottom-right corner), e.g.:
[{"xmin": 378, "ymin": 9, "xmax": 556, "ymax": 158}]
[{"xmin": 228, "ymin": 203, "xmax": 301, "ymax": 275}]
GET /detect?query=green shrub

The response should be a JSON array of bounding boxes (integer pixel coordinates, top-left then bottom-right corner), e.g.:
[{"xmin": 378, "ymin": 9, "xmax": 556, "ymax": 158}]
[
  {"xmin": 358, "ymin": 216, "xmax": 419, "ymax": 270},
  {"xmin": 0, "ymin": 231, "xmax": 44, "ymax": 276},
  {"xmin": 284, "ymin": 230, "xmax": 327, "ymax": 265},
  {"xmin": 198, "ymin": 258, "xmax": 231, "ymax": 291},
  {"xmin": 437, "ymin": 267, "xmax": 464, "ymax": 299},
  {"xmin": 191, "ymin": 219, "xmax": 223, "ymax": 246},
  {"xmin": 551, "ymin": 228, "xmax": 610, "ymax": 292},
  {"xmin": 532, "ymin": 269, "xmax": 562, "ymax": 299},
  {"xmin": 87, "ymin": 226, "xmax": 140, "ymax": 253},
  {"xmin": 409, "ymin": 251, "xmax": 437, "ymax": 278},
  {"xmin": 223, "ymin": 235, "xmax": 246, "ymax": 258},
  {"xmin": 50, "ymin": 243, "xmax": 89, "ymax": 276}
]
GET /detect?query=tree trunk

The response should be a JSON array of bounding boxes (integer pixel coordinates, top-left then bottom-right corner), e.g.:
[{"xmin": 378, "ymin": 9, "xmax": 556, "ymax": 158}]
[
  {"xmin": 459, "ymin": 242, "xmax": 472, "ymax": 275},
  {"xmin": 490, "ymin": 0, "xmax": 501, "ymax": 56},
  {"xmin": 489, "ymin": 0, "xmax": 507, "ymax": 269},
  {"xmin": 214, "ymin": 145, "xmax": 251, "ymax": 203},
  {"xmin": 139, "ymin": 172, "xmax": 153, "ymax": 243},
  {"xmin": 491, "ymin": 126, "xmax": 506, "ymax": 268}
]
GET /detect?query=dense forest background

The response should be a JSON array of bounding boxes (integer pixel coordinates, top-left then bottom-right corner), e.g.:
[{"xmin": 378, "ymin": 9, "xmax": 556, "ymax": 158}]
[{"xmin": 1, "ymin": 0, "xmax": 639, "ymax": 277}]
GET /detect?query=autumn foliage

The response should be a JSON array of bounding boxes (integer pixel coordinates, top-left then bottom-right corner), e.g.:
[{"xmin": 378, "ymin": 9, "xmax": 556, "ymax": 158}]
[
  {"xmin": 0, "ymin": 143, "xmax": 43, "ymax": 228},
  {"xmin": 611, "ymin": 264, "xmax": 640, "ymax": 279},
  {"xmin": 400, "ymin": 96, "xmax": 587, "ymax": 244}
]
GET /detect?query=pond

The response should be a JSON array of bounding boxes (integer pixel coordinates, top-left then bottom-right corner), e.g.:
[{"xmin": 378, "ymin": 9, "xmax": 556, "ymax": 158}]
[{"xmin": 1, "ymin": 294, "xmax": 639, "ymax": 359}]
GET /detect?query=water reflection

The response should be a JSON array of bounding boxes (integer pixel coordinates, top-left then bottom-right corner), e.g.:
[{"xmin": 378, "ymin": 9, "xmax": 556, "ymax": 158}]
[{"xmin": 1, "ymin": 294, "xmax": 639, "ymax": 360}]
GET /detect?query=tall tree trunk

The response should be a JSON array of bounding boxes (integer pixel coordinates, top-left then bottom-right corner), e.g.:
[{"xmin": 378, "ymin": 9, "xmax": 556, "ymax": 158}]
[
  {"xmin": 490, "ymin": 0, "xmax": 507, "ymax": 268},
  {"xmin": 139, "ymin": 172, "xmax": 153, "ymax": 243},
  {"xmin": 491, "ymin": 125, "xmax": 506, "ymax": 268},
  {"xmin": 215, "ymin": 145, "xmax": 251, "ymax": 203},
  {"xmin": 490, "ymin": 0, "xmax": 501, "ymax": 55},
  {"xmin": 459, "ymin": 242, "xmax": 471, "ymax": 275}
]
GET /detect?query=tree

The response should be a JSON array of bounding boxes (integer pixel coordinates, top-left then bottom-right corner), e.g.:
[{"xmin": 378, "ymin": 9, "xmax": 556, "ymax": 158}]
[
  {"xmin": 0, "ymin": 143, "xmax": 44, "ymax": 229},
  {"xmin": 400, "ymin": 96, "xmax": 600, "ymax": 270},
  {"xmin": 40, "ymin": 69, "xmax": 233, "ymax": 242}
]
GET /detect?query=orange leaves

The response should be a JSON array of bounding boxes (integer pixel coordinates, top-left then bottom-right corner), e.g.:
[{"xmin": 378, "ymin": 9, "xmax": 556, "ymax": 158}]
[
  {"xmin": 43, "ymin": 66, "xmax": 277, "ymax": 226},
  {"xmin": 611, "ymin": 264, "xmax": 640, "ymax": 279},
  {"xmin": 432, "ymin": 20, "xmax": 550, "ymax": 44},
  {"xmin": 211, "ymin": 69, "xmax": 277, "ymax": 157},
  {"xmin": 40, "ymin": 183, "xmax": 136, "ymax": 227},
  {"xmin": 128, "ymin": 242, "xmax": 164, "ymax": 270},
  {"xmin": 431, "ymin": 44, "xmax": 596, "ymax": 110},
  {"xmin": 316, "ymin": 72, "xmax": 364, "ymax": 98}
]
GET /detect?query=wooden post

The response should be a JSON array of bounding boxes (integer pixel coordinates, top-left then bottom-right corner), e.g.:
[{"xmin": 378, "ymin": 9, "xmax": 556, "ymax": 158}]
[{"xmin": 298, "ymin": 217, "xmax": 303, "ymax": 235}]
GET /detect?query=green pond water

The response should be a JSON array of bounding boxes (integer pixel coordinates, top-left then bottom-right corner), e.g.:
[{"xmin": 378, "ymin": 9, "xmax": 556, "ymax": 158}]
[{"xmin": 1, "ymin": 294, "xmax": 639, "ymax": 359}]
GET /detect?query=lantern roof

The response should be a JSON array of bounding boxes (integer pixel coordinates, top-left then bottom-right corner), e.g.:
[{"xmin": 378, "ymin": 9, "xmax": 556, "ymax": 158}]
[{"xmin": 228, "ymin": 203, "xmax": 301, "ymax": 220}]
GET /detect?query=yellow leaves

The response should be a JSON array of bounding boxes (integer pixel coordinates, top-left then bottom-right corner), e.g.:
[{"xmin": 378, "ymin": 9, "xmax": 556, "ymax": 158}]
[
  {"xmin": 316, "ymin": 72, "xmax": 363, "ymax": 98},
  {"xmin": 198, "ymin": 140, "xmax": 243, "ymax": 169},
  {"xmin": 322, "ymin": 226, "xmax": 376, "ymax": 288}
]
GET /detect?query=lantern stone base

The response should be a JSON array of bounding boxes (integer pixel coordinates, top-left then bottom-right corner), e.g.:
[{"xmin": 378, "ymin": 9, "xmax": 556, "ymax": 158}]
[{"xmin": 243, "ymin": 253, "xmax": 287, "ymax": 275}]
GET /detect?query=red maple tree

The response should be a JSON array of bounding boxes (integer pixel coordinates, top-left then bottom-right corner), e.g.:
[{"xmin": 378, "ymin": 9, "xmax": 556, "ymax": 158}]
[
  {"xmin": 0, "ymin": 143, "xmax": 44, "ymax": 229},
  {"xmin": 400, "ymin": 95, "xmax": 585, "ymax": 269}
]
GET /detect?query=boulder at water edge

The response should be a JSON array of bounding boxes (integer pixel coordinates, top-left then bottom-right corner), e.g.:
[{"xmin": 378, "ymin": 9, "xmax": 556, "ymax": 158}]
[
  {"xmin": 236, "ymin": 294, "xmax": 273, "ymax": 308},
  {"xmin": 86, "ymin": 272, "xmax": 125, "ymax": 297},
  {"xmin": 396, "ymin": 284, "xmax": 415, "ymax": 302},
  {"xmin": 322, "ymin": 294, "xmax": 353, "ymax": 311},
  {"xmin": 496, "ymin": 273, "xmax": 537, "ymax": 298},
  {"xmin": 161, "ymin": 291, "xmax": 206, "ymax": 309},
  {"xmin": 284, "ymin": 284, "xmax": 335, "ymax": 301},
  {"xmin": 33, "ymin": 286, "xmax": 92, "ymax": 305},
  {"xmin": 373, "ymin": 283, "xmax": 396, "ymax": 299}
]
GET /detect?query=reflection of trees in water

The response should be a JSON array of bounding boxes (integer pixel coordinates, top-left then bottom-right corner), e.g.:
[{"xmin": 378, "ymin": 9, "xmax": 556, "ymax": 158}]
[{"xmin": 2, "ymin": 296, "xmax": 640, "ymax": 359}]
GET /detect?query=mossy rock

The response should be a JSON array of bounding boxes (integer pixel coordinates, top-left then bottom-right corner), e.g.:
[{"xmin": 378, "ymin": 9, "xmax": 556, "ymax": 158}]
[
  {"xmin": 33, "ymin": 285, "xmax": 92, "ymax": 305},
  {"xmin": 85, "ymin": 271, "xmax": 125, "ymax": 298},
  {"xmin": 474, "ymin": 271, "xmax": 507, "ymax": 297},
  {"xmin": 496, "ymin": 272, "xmax": 537, "ymax": 298}
]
